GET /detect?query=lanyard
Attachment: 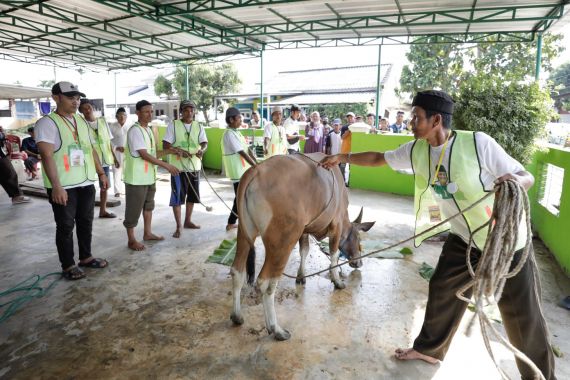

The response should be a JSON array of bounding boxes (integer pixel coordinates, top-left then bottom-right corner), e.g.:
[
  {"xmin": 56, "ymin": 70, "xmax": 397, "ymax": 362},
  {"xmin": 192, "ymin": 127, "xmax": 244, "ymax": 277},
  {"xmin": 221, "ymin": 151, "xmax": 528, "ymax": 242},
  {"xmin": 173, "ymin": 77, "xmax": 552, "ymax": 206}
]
[
  {"xmin": 431, "ymin": 130, "xmax": 452, "ymax": 186},
  {"xmin": 135, "ymin": 123, "xmax": 154, "ymax": 149},
  {"xmin": 57, "ymin": 113, "xmax": 79, "ymax": 145}
]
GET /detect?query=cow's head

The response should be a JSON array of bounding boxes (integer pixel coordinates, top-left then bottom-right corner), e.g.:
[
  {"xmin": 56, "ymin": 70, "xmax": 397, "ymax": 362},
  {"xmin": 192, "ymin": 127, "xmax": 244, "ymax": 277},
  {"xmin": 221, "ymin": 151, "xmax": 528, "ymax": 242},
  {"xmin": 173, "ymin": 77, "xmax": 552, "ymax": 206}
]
[{"xmin": 339, "ymin": 207, "xmax": 375, "ymax": 268}]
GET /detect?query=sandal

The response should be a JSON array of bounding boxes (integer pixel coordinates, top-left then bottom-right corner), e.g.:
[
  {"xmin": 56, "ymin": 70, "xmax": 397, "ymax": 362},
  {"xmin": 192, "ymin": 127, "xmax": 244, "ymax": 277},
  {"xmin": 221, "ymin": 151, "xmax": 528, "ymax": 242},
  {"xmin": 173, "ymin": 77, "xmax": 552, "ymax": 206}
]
[
  {"xmin": 78, "ymin": 258, "xmax": 109, "ymax": 269},
  {"xmin": 99, "ymin": 212, "xmax": 116, "ymax": 218},
  {"xmin": 62, "ymin": 266, "xmax": 86, "ymax": 280}
]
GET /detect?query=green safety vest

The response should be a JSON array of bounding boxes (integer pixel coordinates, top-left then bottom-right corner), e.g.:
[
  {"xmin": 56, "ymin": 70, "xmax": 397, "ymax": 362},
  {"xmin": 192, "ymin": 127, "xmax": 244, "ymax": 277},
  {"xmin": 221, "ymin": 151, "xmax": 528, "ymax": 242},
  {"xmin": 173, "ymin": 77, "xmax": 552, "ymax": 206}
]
[
  {"xmin": 42, "ymin": 112, "xmax": 98, "ymax": 188},
  {"xmin": 222, "ymin": 128, "xmax": 250, "ymax": 180},
  {"xmin": 166, "ymin": 120, "xmax": 202, "ymax": 171},
  {"xmin": 266, "ymin": 122, "xmax": 287, "ymax": 157},
  {"xmin": 88, "ymin": 117, "xmax": 114, "ymax": 166},
  {"xmin": 411, "ymin": 130, "xmax": 526, "ymax": 251},
  {"xmin": 123, "ymin": 123, "xmax": 157, "ymax": 185}
]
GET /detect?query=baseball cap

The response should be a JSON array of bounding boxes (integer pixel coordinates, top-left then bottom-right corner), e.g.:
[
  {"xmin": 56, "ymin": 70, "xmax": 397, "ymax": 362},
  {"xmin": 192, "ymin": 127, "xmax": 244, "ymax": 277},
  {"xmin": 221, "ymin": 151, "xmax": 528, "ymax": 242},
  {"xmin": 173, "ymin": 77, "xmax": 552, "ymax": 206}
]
[
  {"xmin": 346, "ymin": 112, "xmax": 355, "ymax": 117},
  {"xmin": 332, "ymin": 118, "xmax": 341, "ymax": 125},
  {"xmin": 290, "ymin": 104, "xmax": 301, "ymax": 112},
  {"xmin": 51, "ymin": 81, "xmax": 86, "ymax": 97},
  {"xmin": 179, "ymin": 100, "xmax": 196, "ymax": 110},
  {"xmin": 271, "ymin": 106, "xmax": 283, "ymax": 115},
  {"xmin": 226, "ymin": 107, "xmax": 241, "ymax": 118}
]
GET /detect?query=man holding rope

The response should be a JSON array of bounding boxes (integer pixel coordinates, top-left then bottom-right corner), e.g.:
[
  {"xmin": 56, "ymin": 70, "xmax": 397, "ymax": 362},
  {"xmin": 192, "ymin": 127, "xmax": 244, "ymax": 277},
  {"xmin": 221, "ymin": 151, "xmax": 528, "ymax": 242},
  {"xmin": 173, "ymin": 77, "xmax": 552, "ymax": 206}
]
[
  {"xmin": 163, "ymin": 100, "xmax": 208, "ymax": 237},
  {"xmin": 320, "ymin": 90, "xmax": 556, "ymax": 379}
]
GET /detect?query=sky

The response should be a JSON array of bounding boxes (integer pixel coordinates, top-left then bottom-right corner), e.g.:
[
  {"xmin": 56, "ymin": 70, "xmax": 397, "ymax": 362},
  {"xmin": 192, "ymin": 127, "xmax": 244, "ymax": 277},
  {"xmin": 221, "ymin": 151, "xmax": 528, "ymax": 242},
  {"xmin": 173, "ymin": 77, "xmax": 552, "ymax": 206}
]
[{"xmin": 0, "ymin": 29, "xmax": 569, "ymax": 106}]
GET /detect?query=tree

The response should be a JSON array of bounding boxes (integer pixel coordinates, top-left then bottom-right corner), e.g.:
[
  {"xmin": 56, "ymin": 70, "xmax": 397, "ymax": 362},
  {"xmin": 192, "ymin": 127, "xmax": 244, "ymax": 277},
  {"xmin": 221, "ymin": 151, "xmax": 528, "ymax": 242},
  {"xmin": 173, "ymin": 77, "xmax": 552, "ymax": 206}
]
[
  {"xmin": 453, "ymin": 79, "xmax": 554, "ymax": 165},
  {"xmin": 304, "ymin": 103, "xmax": 369, "ymax": 122},
  {"xmin": 38, "ymin": 79, "xmax": 55, "ymax": 88},
  {"xmin": 548, "ymin": 62, "xmax": 570, "ymax": 110},
  {"xmin": 153, "ymin": 74, "xmax": 173, "ymax": 97},
  {"xmin": 172, "ymin": 63, "xmax": 241, "ymax": 123}
]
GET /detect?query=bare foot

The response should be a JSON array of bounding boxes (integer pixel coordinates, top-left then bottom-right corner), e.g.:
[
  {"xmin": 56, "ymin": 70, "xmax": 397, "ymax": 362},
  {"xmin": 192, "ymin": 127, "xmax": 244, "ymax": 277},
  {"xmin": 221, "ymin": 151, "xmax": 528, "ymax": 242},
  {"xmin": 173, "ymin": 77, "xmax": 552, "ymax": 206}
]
[
  {"xmin": 225, "ymin": 224, "xmax": 238, "ymax": 231},
  {"xmin": 128, "ymin": 240, "xmax": 146, "ymax": 251},
  {"xmin": 172, "ymin": 229, "xmax": 181, "ymax": 238},
  {"xmin": 143, "ymin": 233, "xmax": 165, "ymax": 241},
  {"xmin": 184, "ymin": 221, "xmax": 201, "ymax": 229},
  {"xmin": 394, "ymin": 348, "xmax": 439, "ymax": 364}
]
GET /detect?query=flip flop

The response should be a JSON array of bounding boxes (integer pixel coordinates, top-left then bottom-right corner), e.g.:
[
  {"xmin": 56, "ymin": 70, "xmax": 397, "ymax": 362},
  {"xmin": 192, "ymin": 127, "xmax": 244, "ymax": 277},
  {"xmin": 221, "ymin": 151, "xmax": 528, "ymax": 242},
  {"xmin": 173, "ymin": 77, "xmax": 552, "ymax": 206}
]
[
  {"xmin": 62, "ymin": 266, "xmax": 86, "ymax": 280},
  {"xmin": 78, "ymin": 258, "xmax": 109, "ymax": 269},
  {"xmin": 99, "ymin": 212, "xmax": 116, "ymax": 218},
  {"xmin": 12, "ymin": 196, "xmax": 31, "ymax": 205}
]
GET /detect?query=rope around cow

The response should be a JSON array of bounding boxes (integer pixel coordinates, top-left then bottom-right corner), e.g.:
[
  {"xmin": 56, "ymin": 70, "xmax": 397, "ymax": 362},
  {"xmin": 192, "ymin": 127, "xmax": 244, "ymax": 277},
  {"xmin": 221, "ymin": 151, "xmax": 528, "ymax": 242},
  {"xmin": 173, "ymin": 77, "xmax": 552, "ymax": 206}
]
[{"xmin": 179, "ymin": 150, "xmax": 541, "ymax": 379}]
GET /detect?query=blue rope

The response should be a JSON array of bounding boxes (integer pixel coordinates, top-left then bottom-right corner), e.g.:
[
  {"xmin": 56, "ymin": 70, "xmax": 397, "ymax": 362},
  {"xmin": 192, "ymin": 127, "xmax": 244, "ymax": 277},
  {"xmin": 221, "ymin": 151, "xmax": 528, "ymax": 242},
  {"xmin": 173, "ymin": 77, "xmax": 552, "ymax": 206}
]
[{"xmin": 0, "ymin": 272, "xmax": 62, "ymax": 324}]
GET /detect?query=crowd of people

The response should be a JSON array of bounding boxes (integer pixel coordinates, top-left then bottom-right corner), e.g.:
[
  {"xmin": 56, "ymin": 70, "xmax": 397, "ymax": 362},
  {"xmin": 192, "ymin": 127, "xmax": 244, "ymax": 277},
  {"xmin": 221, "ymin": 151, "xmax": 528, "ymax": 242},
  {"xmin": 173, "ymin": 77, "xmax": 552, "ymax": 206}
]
[{"xmin": 0, "ymin": 81, "xmax": 560, "ymax": 379}]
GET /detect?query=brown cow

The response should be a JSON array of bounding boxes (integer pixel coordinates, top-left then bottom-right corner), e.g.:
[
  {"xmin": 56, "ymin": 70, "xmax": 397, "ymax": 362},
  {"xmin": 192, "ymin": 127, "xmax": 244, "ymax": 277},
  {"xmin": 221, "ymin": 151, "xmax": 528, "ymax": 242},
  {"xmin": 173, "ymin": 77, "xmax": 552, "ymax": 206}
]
[{"xmin": 230, "ymin": 152, "xmax": 375, "ymax": 341}]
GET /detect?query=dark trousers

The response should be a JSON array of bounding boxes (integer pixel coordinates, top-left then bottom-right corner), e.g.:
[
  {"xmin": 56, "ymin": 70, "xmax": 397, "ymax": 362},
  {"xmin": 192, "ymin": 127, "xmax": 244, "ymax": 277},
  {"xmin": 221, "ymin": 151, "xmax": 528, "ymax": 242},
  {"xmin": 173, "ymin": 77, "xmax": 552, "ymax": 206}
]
[
  {"xmin": 0, "ymin": 156, "xmax": 22, "ymax": 198},
  {"xmin": 47, "ymin": 185, "xmax": 95, "ymax": 270},
  {"xmin": 228, "ymin": 182, "xmax": 239, "ymax": 225},
  {"xmin": 414, "ymin": 234, "xmax": 556, "ymax": 380}
]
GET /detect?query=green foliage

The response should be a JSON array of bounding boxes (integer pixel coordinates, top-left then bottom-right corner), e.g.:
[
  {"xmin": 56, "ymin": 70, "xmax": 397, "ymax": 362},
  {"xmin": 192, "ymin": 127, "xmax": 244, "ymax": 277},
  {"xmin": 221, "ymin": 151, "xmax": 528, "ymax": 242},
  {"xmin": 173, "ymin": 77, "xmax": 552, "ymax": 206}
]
[
  {"xmin": 152, "ymin": 63, "xmax": 241, "ymax": 123},
  {"xmin": 38, "ymin": 79, "xmax": 55, "ymax": 88},
  {"xmin": 454, "ymin": 79, "xmax": 554, "ymax": 165},
  {"xmin": 206, "ymin": 238, "xmax": 237, "ymax": 266},
  {"xmin": 399, "ymin": 247, "xmax": 413, "ymax": 255},
  {"xmin": 548, "ymin": 62, "xmax": 570, "ymax": 110},
  {"xmin": 153, "ymin": 74, "xmax": 173, "ymax": 97},
  {"xmin": 304, "ymin": 103, "xmax": 369, "ymax": 121}
]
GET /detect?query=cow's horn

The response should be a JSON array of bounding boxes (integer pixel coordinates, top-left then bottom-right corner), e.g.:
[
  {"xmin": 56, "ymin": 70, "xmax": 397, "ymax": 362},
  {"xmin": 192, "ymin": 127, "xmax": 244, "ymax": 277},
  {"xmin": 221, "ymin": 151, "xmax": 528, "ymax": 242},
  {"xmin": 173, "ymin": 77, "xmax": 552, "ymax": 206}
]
[{"xmin": 353, "ymin": 207, "xmax": 363, "ymax": 224}]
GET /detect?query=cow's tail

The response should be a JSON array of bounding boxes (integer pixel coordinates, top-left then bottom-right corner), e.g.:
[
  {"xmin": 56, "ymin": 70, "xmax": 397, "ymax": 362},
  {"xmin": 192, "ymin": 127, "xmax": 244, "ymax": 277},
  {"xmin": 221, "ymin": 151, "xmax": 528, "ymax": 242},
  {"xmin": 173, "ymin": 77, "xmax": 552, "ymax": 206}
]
[{"xmin": 236, "ymin": 167, "xmax": 259, "ymax": 285}]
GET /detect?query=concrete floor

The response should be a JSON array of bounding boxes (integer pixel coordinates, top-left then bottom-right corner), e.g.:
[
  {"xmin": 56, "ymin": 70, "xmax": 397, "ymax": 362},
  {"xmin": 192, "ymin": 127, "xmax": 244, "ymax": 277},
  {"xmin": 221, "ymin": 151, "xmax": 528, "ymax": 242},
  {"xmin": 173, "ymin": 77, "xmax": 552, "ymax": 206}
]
[{"xmin": 0, "ymin": 172, "xmax": 569, "ymax": 380}]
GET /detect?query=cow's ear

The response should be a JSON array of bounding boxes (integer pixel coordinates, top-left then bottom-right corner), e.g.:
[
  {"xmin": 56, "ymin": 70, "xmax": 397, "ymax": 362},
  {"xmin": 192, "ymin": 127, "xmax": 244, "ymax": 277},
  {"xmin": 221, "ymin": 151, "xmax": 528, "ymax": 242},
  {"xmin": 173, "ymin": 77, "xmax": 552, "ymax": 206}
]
[{"xmin": 356, "ymin": 221, "xmax": 375, "ymax": 232}]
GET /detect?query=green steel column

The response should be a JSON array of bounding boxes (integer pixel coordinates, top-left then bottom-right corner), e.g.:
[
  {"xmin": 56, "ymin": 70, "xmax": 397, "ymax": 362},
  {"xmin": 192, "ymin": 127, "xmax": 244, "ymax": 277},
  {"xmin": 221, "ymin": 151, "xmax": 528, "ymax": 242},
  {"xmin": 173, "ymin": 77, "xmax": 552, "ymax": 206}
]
[
  {"xmin": 374, "ymin": 45, "xmax": 383, "ymax": 129},
  {"xmin": 185, "ymin": 64, "xmax": 189, "ymax": 100},
  {"xmin": 260, "ymin": 48, "xmax": 264, "ymax": 129},
  {"xmin": 535, "ymin": 33, "xmax": 543, "ymax": 81},
  {"xmin": 114, "ymin": 71, "xmax": 117, "ymax": 111}
]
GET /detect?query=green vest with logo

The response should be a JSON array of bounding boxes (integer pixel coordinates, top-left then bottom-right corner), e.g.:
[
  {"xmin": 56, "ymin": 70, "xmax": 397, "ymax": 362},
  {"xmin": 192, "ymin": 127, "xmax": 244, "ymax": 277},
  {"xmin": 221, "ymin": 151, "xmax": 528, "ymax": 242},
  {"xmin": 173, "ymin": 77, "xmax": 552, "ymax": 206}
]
[
  {"xmin": 123, "ymin": 123, "xmax": 156, "ymax": 185},
  {"xmin": 88, "ymin": 117, "xmax": 114, "ymax": 166},
  {"xmin": 166, "ymin": 120, "xmax": 202, "ymax": 171},
  {"xmin": 411, "ymin": 130, "xmax": 525, "ymax": 251},
  {"xmin": 222, "ymin": 129, "xmax": 250, "ymax": 180},
  {"xmin": 266, "ymin": 122, "xmax": 286, "ymax": 157},
  {"xmin": 42, "ymin": 112, "xmax": 98, "ymax": 188}
]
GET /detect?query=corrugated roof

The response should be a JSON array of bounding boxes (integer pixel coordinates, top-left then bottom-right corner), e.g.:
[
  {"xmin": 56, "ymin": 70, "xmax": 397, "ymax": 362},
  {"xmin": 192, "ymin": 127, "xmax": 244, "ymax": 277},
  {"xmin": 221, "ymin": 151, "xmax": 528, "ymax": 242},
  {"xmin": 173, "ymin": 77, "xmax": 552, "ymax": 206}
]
[
  {"xmin": 0, "ymin": 84, "xmax": 52, "ymax": 100},
  {"xmin": 272, "ymin": 92, "xmax": 377, "ymax": 105},
  {"xmin": 0, "ymin": 1, "xmax": 566, "ymax": 71}
]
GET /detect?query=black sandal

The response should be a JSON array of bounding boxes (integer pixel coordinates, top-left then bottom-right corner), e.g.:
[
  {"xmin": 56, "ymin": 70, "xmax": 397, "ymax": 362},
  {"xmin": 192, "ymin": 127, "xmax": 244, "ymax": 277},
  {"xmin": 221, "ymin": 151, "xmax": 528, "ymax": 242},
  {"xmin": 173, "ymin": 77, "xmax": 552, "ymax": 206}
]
[
  {"xmin": 78, "ymin": 258, "xmax": 108, "ymax": 269},
  {"xmin": 62, "ymin": 266, "xmax": 86, "ymax": 280}
]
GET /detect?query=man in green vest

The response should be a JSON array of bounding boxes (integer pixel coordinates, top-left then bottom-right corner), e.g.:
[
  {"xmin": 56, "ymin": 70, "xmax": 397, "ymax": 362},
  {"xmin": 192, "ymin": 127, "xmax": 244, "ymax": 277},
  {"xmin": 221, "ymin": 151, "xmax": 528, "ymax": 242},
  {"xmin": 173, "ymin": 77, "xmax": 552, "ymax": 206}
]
[
  {"xmin": 123, "ymin": 100, "xmax": 180, "ymax": 251},
  {"xmin": 162, "ymin": 99, "xmax": 208, "ymax": 238},
  {"xmin": 222, "ymin": 107, "xmax": 258, "ymax": 231},
  {"xmin": 320, "ymin": 90, "xmax": 556, "ymax": 380},
  {"xmin": 263, "ymin": 106, "xmax": 286, "ymax": 157},
  {"xmin": 36, "ymin": 81, "xmax": 109, "ymax": 281},
  {"xmin": 79, "ymin": 98, "xmax": 119, "ymax": 219}
]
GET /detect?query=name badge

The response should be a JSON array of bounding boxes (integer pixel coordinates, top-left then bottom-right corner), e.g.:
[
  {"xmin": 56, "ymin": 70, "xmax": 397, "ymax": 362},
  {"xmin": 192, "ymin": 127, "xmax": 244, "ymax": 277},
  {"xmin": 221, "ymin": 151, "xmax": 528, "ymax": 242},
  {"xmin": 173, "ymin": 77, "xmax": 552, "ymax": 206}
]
[
  {"xmin": 68, "ymin": 144, "xmax": 85, "ymax": 167},
  {"xmin": 428, "ymin": 205, "xmax": 442, "ymax": 223}
]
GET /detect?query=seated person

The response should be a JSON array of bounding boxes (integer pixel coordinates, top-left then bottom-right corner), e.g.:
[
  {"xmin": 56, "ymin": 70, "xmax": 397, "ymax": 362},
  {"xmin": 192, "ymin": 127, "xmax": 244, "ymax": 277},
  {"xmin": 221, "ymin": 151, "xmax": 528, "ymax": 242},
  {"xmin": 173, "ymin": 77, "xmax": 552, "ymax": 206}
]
[{"xmin": 22, "ymin": 126, "xmax": 41, "ymax": 179}]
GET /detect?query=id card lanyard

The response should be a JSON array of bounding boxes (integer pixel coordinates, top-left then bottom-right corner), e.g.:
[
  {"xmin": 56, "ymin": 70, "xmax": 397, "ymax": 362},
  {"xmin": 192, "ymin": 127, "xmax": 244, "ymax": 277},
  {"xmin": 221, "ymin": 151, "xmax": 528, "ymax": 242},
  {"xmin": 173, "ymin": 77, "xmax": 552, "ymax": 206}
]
[{"xmin": 431, "ymin": 130, "xmax": 452, "ymax": 186}]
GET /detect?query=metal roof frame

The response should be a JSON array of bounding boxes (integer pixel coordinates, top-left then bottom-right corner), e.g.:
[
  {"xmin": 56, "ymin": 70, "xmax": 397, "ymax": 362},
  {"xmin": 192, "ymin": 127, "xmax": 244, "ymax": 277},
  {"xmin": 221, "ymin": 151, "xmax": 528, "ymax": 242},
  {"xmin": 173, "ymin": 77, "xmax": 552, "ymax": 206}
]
[{"xmin": 0, "ymin": 0, "xmax": 567, "ymax": 71}]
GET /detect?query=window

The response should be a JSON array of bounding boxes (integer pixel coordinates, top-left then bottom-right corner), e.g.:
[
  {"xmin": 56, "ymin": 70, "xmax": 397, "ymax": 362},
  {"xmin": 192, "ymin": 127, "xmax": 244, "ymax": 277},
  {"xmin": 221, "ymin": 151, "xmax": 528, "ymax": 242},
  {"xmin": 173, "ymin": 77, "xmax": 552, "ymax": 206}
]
[{"xmin": 538, "ymin": 163, "xmax": 564, "ymax": 216}]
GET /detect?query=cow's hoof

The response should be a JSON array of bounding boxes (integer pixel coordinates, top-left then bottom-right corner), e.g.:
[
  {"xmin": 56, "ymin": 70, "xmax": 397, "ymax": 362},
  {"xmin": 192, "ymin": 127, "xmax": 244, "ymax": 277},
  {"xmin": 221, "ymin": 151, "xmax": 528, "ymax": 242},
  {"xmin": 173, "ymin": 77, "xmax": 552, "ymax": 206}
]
[
  {"xmin": 230, "ymin": 313, "xmax": 244, "ymax": 325},
  {"xmin": 295, "ymin": 277, "xmax": 306, "ymax": 285},
  {"xmin": 274, "ymin": 328, "xmax": 291, "ymax": 341},
  {"xmin": 333, "ymin": 281, "xmax": 346, "ymax": 289}
]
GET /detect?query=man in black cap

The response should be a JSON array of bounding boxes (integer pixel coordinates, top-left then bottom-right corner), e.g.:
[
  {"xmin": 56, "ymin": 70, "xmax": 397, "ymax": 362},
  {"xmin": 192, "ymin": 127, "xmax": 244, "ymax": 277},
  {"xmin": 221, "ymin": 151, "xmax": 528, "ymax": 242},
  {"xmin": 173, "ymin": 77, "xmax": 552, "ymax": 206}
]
[
  {"xmin": 320, "ymin": 90, "xmax": 556, "ymax": 380},
  {"xmin": 162, "ymin": 99, "xmax": 208, "ymax": 237}
]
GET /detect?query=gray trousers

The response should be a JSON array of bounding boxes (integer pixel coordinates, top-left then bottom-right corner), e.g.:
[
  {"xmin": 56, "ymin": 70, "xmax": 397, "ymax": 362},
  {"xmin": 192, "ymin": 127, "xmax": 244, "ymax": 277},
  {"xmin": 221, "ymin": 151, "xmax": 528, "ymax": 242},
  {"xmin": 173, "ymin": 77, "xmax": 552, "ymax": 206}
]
[{"xmin": 413, "ymin": 233, "xmax": 556, "ymax": 380}]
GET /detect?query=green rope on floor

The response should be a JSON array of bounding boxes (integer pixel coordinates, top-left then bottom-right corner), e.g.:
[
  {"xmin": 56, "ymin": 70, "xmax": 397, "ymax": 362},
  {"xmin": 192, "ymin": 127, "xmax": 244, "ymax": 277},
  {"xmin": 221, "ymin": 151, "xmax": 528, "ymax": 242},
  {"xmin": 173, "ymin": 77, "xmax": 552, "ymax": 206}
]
[{"xmin": 0, "ymin": 272, "xmax": 62, "ymax": 324}]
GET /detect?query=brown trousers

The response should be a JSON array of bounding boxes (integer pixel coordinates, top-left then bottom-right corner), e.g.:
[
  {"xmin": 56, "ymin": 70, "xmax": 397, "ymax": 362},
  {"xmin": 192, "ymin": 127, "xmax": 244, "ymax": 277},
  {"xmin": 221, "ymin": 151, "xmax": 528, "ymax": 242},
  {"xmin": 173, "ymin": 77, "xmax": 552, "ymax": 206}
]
[{"xmin": 414, "ymin": 234, "xmax": 556, "ymax": 380}]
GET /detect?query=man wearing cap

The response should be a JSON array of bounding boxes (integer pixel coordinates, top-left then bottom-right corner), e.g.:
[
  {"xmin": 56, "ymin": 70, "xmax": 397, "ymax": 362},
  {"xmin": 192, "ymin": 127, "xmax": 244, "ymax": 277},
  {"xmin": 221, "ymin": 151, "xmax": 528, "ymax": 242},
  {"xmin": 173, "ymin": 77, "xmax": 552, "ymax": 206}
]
[
  {"xmin": 35, "ymin": 81, "xmax": 109, "ymax": 280},
  {"xmin": 123, "ymin": 100, "xmax": 180, "ymax": 251},
  {"xmin": 263, "ymin": 106, "xmax": 286, "ymax": 157},
  {"xmin": 283, "ymin": 104, "xmax": 306, "ymax": 154},
  {"xmin": 79, "ymin": 98, "xmax": 118, "ymax": 219},
  {"xmin": 222, "ymin": 107, "xmax": 258, "ymax": 231},
  {"xmin": 320, "ymin": 90, "xmax": 556, "ymax": 380},
  {"xmin": 109, "ymin": 107, "xmax": 129, "ymax": 197},
  {"xmin": 162, "ymin": 100, "xmax": 208, "ymax": 238},
  {"xmin": 325, "ymin": 118, "xmax": 342, "ymax": 156}
]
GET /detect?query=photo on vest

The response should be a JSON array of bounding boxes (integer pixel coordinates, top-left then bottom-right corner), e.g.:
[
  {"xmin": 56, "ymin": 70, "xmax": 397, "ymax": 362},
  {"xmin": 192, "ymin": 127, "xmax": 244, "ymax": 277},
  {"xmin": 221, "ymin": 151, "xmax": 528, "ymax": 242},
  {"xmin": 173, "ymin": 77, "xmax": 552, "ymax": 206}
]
[{"xmin": 432, "ymin": 166, "xmax": 453, "ymax": 199}]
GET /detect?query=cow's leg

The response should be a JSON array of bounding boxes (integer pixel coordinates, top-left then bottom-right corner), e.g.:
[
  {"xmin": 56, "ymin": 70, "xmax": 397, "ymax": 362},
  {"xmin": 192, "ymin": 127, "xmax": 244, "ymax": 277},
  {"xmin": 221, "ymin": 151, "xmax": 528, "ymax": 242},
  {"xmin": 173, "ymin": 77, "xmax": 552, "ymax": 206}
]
[
  {"xmin": 329, "ymin": 233, "xmax": 345, "ymax": 289},
  {"xmin": 296, "ymin": 234, "xmax": 310, "ymax": 285},
  {"xmin": 258, "ymin": 277, "xmax": 291, "ymax": 340},
  {"xmin": 230, "ymin": 229, "xmax": 254, "ymax": 325}
]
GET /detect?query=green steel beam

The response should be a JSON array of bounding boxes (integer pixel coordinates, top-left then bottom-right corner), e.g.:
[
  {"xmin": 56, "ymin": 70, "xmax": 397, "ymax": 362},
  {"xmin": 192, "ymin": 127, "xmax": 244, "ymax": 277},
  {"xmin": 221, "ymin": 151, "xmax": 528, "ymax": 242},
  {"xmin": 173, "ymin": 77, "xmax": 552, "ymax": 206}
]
[{"xmin": 221, "ymin": 4, "xmax": 564, "ymax": 38}]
